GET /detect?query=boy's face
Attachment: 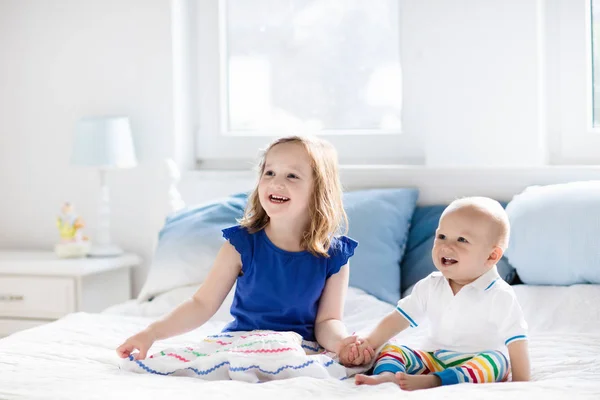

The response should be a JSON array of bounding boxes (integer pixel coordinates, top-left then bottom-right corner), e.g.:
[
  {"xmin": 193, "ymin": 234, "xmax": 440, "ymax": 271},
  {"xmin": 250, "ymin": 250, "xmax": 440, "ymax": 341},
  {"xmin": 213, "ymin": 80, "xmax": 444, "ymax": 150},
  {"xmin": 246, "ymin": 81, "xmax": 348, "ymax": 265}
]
[{"xmin": 432, "ymin": 207, "xmax": 500, "ymax": 285}]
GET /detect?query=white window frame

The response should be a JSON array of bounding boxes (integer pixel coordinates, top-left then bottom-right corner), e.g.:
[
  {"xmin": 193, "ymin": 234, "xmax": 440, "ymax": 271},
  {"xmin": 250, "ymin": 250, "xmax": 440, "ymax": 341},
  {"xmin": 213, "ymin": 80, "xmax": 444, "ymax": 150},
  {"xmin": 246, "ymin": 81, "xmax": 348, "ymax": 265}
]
[
  {"xmin": 193, "ymin": 0, "xmax": 423, "ymax": 168},
  {"xmin": 549, "ymin": 0, "xmax": 600, "ymax": 164}
]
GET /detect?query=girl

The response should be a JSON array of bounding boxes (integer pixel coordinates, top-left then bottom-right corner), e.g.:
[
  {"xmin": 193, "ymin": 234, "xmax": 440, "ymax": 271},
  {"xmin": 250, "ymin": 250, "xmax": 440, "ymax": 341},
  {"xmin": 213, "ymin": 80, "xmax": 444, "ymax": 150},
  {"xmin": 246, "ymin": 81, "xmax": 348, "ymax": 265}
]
[{"xmin": 116, "ymin": 136, "xmax": 374, "ymax": 371}]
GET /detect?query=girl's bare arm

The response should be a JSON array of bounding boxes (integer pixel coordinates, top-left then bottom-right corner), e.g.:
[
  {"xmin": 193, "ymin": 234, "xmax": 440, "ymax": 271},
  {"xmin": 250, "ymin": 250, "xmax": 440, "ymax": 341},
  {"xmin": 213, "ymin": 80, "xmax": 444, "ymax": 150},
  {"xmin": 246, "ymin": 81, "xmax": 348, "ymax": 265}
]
[{"xmin": 314, "ymin": 264, "xmax": 351, "ymax": 354}]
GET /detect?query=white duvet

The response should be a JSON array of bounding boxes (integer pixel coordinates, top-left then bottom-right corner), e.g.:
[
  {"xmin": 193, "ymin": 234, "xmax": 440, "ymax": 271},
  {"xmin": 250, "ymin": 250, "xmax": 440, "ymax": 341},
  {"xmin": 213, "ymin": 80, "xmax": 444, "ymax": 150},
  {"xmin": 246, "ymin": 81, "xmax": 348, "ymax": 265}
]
[{"xmin": 1, "ymin": 285, "xmax": 599, "ymax": 400}]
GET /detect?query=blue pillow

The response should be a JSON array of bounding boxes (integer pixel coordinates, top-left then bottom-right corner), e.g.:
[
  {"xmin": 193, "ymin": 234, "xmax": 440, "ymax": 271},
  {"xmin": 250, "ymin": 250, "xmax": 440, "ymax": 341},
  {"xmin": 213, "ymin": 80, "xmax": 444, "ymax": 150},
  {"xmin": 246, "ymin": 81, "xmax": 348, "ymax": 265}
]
[
  {"xmin": 505, "ymin": 182, "xmax": 600, "ymax": 285},
  {"xmin": 137, "ymin": 193, "xmax": 247, "ymax": 301},
  {"xmin": 344, "ymin": 188, "xmax": 419, "ymax": 304},
  {"xmin": 401, "ymin": 203, "xmax": 516, "ymax": 295}
]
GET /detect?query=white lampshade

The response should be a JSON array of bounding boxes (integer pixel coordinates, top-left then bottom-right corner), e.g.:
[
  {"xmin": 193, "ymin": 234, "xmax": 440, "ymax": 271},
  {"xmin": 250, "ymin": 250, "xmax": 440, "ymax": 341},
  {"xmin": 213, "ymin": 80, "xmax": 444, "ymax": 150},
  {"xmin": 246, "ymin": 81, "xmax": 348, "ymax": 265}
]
[{"xmin": 71, "ymin": 116, "xmax": 137, "ymax": 168}]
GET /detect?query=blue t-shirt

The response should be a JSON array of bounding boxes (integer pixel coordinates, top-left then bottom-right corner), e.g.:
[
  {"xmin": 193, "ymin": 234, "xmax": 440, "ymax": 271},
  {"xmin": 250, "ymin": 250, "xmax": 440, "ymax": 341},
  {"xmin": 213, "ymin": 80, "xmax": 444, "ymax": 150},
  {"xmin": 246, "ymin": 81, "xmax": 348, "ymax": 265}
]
[{"xmin": 221, "ymin": 225, "xmax": 358, "ymax": 341}]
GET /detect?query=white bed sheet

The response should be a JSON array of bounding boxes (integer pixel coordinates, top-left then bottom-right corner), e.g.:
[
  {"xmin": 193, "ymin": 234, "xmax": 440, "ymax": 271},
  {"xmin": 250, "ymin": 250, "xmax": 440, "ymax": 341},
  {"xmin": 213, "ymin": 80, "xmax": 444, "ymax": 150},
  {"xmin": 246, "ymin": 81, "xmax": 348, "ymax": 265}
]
[{"xmin": 1, "ymin": 285, "xmax": 599, "ymax": 400}]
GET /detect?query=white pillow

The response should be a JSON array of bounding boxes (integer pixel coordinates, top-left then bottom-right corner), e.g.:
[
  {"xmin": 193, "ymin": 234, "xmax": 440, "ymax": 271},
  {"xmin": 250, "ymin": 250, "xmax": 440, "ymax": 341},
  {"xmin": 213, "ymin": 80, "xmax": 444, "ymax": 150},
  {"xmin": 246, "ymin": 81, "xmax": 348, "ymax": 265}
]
[
  {"xmin": 137, "ymin": 194, "xmax": 247, "ymax": 302},
  {"xmin": 106, "ymin": 284, "xmax": 235, "ymax": 322},
  {"xmin": 504, "ymin": 181, "xmax": 600, "ymax": 285},
  {"xmin": 137, "ymin": 238, "xmax": 221, "ymax": 302}
]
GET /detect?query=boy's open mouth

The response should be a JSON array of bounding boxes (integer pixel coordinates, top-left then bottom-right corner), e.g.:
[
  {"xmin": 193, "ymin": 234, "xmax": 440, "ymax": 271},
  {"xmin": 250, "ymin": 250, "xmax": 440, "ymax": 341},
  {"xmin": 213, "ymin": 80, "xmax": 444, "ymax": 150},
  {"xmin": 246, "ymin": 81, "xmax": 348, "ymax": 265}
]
[
  {"xmin": 441, "ymin": 257, "xmax": 458, "ymax": 266},
  {"xmin": 269, "ymin": 194, "xmax": 290, "ymax": 204}
]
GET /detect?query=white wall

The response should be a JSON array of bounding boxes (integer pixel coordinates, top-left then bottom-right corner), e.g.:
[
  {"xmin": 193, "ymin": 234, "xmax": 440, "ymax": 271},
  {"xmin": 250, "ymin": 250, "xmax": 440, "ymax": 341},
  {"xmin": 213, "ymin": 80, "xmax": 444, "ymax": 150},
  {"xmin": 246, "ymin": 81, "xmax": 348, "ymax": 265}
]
[
  {"xmin": 0, "ymin": 0, "xmax": 556, "ymax": 295},
  {"xmin": 404, "ymin": 0, "xmax": 546, "ymax": 166},
  {"xmin": 0, "ymin": 0, "xmax": 175, "ymax": 294}
]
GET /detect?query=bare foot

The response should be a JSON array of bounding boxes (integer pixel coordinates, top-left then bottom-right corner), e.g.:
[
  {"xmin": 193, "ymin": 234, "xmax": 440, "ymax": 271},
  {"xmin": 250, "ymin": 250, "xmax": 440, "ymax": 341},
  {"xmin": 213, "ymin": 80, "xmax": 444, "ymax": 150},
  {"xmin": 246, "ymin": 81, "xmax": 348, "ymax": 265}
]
[
  {"xmin": 396, "ymin": 372, "xmax": 441, "ymax": 391},
  {"xmin": 355, "ymin": 372, "xmax": 398, "ymax": 385}
]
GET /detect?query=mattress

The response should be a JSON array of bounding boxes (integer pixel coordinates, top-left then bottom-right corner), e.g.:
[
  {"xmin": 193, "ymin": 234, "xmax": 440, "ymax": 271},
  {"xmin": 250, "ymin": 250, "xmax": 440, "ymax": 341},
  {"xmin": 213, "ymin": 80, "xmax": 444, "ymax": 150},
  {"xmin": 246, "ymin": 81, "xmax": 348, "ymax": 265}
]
[{"xmin": 1, "ymin": 285, "xmax": 599, "ymax": 399}]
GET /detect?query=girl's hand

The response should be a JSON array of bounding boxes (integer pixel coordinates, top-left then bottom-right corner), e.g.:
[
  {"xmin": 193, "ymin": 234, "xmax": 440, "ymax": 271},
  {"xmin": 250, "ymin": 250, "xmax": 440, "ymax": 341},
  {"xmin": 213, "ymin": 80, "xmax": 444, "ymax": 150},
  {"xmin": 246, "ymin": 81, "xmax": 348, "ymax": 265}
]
[
  {"xmin": 116, "ymin": 329, "xmax": 156, "ymax": 360},
  {"xmin": 337, "ymin": 335, "xmax": 360, "ymax": 366}
]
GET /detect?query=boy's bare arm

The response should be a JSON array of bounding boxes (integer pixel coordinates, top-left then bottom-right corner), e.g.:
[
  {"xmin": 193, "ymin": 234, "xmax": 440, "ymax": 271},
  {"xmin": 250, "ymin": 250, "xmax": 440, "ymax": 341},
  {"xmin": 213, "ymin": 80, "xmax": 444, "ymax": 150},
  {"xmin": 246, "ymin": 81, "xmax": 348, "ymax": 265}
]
[
  {"xmin": 365, "ymin": 310, "xmax": 411, "ymax": 350},
  {"xmin": 508, "ymin": 340, "xmax": 531, "ymax": 381}
]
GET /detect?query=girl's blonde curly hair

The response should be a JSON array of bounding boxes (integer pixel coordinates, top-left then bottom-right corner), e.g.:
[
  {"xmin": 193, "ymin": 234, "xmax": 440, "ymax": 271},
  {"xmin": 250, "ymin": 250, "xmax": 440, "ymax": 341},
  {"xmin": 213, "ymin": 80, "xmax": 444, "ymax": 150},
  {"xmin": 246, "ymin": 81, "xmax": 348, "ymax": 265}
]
[{"xmin": 239, "ymin": 135, "xmax": 348, "ymax": 257}]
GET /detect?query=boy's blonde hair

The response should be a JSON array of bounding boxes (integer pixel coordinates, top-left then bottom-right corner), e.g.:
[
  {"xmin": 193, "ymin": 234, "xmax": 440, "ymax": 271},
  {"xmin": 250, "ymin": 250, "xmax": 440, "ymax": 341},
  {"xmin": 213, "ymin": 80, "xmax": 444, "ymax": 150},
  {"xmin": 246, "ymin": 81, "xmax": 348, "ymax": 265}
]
[
  {"xmin": 239, "ymin": 135, "xmax": 348, "ymax": 257},
  {"xmin": 443, "ymin": 197, "xmax": 510, "ymax": 250}
]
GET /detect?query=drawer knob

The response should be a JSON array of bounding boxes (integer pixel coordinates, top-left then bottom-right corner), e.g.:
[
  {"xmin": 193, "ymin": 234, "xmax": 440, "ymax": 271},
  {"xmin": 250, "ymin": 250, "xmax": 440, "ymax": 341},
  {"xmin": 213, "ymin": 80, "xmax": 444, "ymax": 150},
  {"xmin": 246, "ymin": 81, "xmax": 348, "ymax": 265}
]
[{"xmin": 0, "ymin": 294, "xmax": 24, "ymax": 302}]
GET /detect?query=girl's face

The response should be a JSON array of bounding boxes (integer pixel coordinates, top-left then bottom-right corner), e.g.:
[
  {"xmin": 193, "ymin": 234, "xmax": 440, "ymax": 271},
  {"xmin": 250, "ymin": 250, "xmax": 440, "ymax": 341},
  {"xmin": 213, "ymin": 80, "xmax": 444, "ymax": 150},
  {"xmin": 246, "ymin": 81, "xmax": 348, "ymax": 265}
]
[{"xmin": 258, "ymin": 142, "xmax": 314, "ymax": 224}]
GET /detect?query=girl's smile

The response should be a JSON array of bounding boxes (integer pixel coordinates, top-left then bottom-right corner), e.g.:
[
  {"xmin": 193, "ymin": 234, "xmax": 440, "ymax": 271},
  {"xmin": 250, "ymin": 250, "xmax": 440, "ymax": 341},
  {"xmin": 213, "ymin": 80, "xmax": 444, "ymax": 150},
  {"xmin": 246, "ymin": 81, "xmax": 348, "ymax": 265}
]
[{"xmin": 268, "ymin": 194, "xmax": 290, "ymax": 204}]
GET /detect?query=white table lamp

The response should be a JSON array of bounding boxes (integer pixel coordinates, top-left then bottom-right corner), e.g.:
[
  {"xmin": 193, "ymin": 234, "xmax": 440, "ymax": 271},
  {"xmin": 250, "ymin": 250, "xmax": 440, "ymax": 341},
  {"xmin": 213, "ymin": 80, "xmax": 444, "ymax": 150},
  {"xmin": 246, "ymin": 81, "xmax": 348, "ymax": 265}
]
[{"xmin": 71, "ymin": 116, "xmax": 137, "ymax": 257}]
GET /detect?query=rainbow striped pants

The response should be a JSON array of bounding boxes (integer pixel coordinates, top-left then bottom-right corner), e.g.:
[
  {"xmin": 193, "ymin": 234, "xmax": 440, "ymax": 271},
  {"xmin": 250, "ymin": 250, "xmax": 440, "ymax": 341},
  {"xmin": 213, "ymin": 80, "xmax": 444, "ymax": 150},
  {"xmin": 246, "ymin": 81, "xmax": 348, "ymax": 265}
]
[{"xmin": 372, "ymin": 343, "xmax": 510, "ymax": 385}]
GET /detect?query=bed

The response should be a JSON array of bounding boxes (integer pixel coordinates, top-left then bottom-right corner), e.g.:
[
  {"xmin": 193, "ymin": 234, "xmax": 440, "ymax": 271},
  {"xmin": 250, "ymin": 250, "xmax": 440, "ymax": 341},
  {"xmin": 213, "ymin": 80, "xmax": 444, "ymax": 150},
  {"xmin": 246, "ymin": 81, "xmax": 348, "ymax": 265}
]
[
  {"xmin": 1, "ymin": 284, "xmax": 599, "ymax": 399},
  {"xmin": 1, "ymin": 165, "xmax": 600, "ymax": 399}
]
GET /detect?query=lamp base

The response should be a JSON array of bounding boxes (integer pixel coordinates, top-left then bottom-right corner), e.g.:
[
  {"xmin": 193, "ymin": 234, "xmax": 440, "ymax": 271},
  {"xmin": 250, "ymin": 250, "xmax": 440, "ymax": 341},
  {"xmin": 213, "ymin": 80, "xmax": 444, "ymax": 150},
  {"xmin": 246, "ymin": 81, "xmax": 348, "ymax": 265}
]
[{"xmin": 88, "ymin": 244, "xmax": 124, "ymax": 258}]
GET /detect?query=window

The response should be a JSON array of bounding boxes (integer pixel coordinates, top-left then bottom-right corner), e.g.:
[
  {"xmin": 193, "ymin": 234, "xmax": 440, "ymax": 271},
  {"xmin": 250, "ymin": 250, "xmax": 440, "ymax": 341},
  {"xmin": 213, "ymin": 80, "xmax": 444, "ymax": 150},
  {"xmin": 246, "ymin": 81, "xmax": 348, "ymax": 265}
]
[
  {"xmin": 194, "ymin": 0, "xmax": 421, "ymax": 167},
  {"xmin": 593, "ymin": 0, "xmax": 600, "ymax": 126},
  {"xmin": 550, "ymin": 0, "xmax": 600, "ymax": 163}
]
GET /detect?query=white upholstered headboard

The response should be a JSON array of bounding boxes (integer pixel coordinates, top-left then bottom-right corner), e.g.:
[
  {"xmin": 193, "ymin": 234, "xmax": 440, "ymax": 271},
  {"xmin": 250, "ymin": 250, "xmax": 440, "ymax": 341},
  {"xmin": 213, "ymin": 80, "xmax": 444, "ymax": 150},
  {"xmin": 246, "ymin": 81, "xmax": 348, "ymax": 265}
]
[{"xmin": 165, "ymin": 161, "xmax": 600, "ymax": 213}]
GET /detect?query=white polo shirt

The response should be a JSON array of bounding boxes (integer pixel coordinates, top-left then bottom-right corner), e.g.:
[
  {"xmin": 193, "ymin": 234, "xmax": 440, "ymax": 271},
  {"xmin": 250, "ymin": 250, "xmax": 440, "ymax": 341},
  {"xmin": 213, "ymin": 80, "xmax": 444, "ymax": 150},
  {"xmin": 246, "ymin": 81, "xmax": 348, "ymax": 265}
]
[{"xmin": 396, "ymin": 266, "xmax": 528, "ymax": 355}]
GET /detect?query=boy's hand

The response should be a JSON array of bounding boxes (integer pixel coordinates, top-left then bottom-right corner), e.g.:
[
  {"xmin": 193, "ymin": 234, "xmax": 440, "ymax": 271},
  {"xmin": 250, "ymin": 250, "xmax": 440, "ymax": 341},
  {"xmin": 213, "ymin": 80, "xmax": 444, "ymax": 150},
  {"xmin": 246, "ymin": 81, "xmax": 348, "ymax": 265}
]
[
  {"xmin": 350, "ymin": 338, "xmax": 376, "ymax": 366},
  {"xmin": 337, "ymin": 336, "xmax": 376, "ymax": 367},
  {"xmin": 116, "ymin": 329, "xmax": 156, "ymax": 360}
]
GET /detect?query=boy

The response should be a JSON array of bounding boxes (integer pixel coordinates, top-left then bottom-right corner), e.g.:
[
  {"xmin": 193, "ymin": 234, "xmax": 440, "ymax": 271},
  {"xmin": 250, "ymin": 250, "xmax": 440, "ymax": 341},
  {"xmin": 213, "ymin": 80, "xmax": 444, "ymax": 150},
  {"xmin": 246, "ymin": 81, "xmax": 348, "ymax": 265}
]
[{"xmin": 346, "ymin": 197, "xmax": 530, "ymax": 390}]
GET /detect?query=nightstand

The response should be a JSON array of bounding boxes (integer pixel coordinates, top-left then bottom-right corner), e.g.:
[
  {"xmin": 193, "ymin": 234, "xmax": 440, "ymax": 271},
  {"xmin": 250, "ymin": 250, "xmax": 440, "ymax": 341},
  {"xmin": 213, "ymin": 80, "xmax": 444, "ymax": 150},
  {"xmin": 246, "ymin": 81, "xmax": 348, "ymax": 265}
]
[{"xmin": 0, "ymin": 251, "xmax": 141, "ymax": 337}]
